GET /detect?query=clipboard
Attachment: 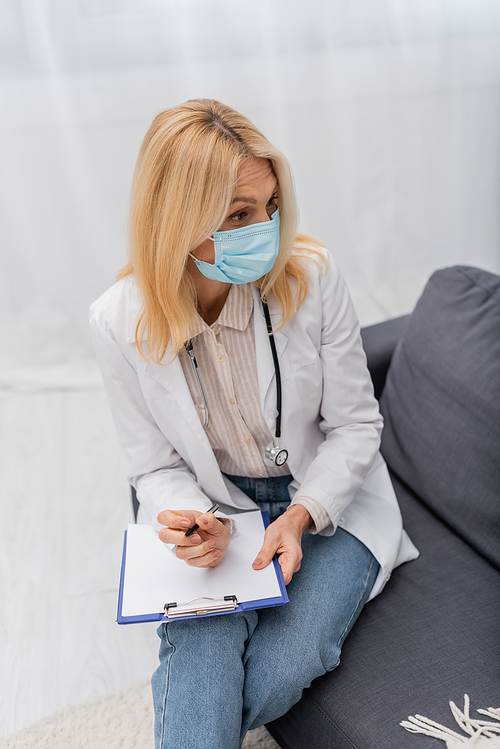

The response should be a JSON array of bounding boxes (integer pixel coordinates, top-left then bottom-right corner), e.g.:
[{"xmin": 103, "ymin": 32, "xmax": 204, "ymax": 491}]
[{"xmin": 117, "ymin": 510, "xmax": 289, "ymax": 624}]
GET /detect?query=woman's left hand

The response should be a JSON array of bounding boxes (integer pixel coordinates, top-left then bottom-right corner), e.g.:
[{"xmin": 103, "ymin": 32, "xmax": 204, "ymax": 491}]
[{"xmin": 252, "ymin": 505, "xmax": 312, "ymax": 585}]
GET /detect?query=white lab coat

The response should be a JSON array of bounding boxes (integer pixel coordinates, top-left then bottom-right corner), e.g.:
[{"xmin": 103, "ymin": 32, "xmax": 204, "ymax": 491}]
[{"xmin": 89, "ymin": 249, "xmax": 418, "ymax": 599}]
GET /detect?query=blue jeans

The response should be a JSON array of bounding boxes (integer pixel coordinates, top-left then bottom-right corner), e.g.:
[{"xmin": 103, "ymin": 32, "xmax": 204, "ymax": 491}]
[
  {"xmin": 224, "ymin": 473, "xmax": 295, "ymax": 521},
  {"xmin": 152, "ymin": 474, "xmax": 379, "ymax": 749}
]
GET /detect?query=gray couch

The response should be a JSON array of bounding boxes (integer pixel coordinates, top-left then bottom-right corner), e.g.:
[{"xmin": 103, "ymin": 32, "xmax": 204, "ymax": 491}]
[{"xmin": 267, "ymin": 265, "xmax": 500, "ymax": 748}]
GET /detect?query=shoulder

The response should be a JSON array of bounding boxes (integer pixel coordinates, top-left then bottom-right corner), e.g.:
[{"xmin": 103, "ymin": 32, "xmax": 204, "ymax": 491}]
[
  {"xmin": 89, "ymin": 275, "xmax": 142, "ymax": 344},
  {"xmin": 290, "ymin": 242, "xmax": 344, "ymax": 296},
  {"xmin": 287, "ymin": 243, "xmax": 357, "ymax": 341}
]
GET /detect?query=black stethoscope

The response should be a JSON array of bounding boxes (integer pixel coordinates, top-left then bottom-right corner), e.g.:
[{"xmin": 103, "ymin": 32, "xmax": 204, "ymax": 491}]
[{"xmin": 184, "ymin": 298, "xmax": 289, "ymax": 468}]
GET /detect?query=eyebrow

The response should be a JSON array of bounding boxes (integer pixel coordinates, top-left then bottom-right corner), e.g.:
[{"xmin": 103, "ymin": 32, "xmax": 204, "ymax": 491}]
[
  {"xmin": 231, "ymin": 195, "xmax": 256, "ymax": 205},
  {"xmin": 231, "ymin": 182, "xmax": 279, "ymax": 205}
]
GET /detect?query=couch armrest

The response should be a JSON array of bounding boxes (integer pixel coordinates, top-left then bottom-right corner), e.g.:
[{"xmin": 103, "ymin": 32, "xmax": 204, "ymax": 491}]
[{"xmin": 360, "ymin": 315, "xmax": 410, "ymax": 400}]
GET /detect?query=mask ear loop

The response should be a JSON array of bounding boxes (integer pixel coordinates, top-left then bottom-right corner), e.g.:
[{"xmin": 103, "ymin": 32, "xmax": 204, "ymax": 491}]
[
  {"xmin": 188, "ymin": 234, "xmax": 215, "ymax": 259},
  {"xmin": 188, "ymin": 234, "xmax": 215, "ymax": 264}
]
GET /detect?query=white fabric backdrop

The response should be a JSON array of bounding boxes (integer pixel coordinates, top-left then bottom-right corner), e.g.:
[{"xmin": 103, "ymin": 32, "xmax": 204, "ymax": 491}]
[{"xmin": 1, "ymin": 0, "xmax": 500, "ymax": 376}]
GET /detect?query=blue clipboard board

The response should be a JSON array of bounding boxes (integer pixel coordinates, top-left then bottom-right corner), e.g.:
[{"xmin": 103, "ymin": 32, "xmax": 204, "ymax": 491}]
[{"xmin": 117, "ymin": 511, "xmax": 289, "ymax": 624}]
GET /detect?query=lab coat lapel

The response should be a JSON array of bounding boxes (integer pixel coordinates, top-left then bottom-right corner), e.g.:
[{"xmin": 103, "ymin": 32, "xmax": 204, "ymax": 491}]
[
  {"xmin": 252, "ymin": 286, "xmax": 288, "ymax": 415},
  {"xmin": 143, "ymin": 351, "xmax": 219, "ymax": 469},
  {"xmin": 125, "ymin": 286, "xmax": 226, "ymax": 495},
  {"xmin": 142, "ymin": 354, "xmax": 257, "ymax": 509}
]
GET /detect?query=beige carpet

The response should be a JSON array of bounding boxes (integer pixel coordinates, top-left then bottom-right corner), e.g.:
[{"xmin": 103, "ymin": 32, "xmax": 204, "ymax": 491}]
[{"xmin": 0, "ymin": 680, "xmax": 280, "ymax": 749}]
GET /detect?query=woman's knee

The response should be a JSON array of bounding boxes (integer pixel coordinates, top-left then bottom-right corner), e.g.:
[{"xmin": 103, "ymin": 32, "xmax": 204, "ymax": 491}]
[
  {"xmin": 241, "ymin": 640, "xmax": 340, "ymax": 735},
  {"xmin": 156, "ymin": 610, "xmax": 258, "ymax": 666}
]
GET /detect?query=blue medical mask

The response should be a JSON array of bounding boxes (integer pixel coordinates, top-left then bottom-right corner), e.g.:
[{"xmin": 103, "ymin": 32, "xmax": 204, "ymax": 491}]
[{"xmin": 189, "ymin": 208, "xmax": 280, "ymax": 284}]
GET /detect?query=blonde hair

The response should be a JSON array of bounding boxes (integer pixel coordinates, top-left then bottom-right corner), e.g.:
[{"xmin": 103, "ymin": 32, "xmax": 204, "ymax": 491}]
[{"xmin": 118, "ymin": 98, "xmax": 324, "ymax": 363}]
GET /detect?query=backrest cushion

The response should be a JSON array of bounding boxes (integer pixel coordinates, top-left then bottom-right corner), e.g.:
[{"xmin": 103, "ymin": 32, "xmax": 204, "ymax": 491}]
[{"xmin": 380, "ymin": 266, "xmax": 500, "ymax": 569}]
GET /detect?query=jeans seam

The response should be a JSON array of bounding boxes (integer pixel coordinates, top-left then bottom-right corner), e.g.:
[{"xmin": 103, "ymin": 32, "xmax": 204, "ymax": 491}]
[
  {"xmin": 159, "ymin": 625, "xmax": 175, "ymax": 749},
  {"xmin": 336, "ymin": 555, "xmax": 377, "ymax": 651}
]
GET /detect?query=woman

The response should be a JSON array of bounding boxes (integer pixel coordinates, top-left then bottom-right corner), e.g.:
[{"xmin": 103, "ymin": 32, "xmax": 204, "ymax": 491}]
[{"xmin": 90, "ymin": 99, "xmax": 417, "ymax": 749}]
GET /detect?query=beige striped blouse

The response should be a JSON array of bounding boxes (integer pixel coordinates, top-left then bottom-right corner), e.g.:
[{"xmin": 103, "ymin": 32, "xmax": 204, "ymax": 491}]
[{"xmin": 178, "ymin": 283, "xmax": 331, "ymax": 533}]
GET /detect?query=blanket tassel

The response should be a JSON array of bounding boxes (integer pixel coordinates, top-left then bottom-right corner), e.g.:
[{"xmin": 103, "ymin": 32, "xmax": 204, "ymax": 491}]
[{"xmin": 400, "ymin": 695, "xmax": 500, "ymax": 748}]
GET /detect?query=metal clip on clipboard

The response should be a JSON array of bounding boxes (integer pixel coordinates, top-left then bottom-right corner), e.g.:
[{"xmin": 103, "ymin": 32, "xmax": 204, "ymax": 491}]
[{"xmin": 164, "ymin": 595, "xmax": 238, "ymax": 619}]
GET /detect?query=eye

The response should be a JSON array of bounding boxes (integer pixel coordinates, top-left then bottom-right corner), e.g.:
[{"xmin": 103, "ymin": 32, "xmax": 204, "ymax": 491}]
[
  {"xmin": 229, "ymin": 210, "xmax": 248, "ymax": 223},
  {"xmin": 226, "ymin": 194, "xmax": 278, "ymax": 226},
  {"xmin": 266, "ymin": 194, "xmax": 278, "ymax": 215}
]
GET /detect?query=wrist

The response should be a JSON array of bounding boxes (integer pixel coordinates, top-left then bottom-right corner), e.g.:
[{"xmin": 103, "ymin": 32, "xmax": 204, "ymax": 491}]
[{"xmin": 284, "ymin": 503, "xmax": 312, "ymax": 535}]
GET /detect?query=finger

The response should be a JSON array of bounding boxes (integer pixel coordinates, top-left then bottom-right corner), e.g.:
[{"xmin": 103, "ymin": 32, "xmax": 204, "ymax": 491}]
[
  {"xmin": 252, "ymin": 538, "xmax": 279, "ymax": 571},
  {"xmin": 157, "ymin": 509, "xmax": 199, "ymax": 529},
  {"xmin": 185, "ymin": 548, "xmax": 222, "ymax": 568},
  {"xmin": 196, "ymin": 512, "xmax": 228, "ymax": 537},
  {"xmin": 278, "ymin": 552, "xmax": 301, "ymax": 585},
  {"xmin": 175, "ymin": 539, "xmax": 217, "ymax": 561},
  {"xmin": 158, "ymin": 528, "xmax": 202, "ymax": 546}
]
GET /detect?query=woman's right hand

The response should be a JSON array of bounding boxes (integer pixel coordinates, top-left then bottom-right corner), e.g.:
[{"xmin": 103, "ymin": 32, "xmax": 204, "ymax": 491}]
[{"xmin": 157, "ymin": 509, "xmax": 231, "ymax": 568}]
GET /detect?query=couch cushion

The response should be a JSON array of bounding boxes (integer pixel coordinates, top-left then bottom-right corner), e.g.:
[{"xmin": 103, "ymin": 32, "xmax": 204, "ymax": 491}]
[
  {"xmin": 268, "ymin": 474, "xmax": 500, "ymax": 749},
  {"xmin": 360, "ymin": 315, "xmax": 410, "ymax": 400},
  {"xmin": 379, "ymin": 266, "xmax": 500, "ymax": 570}
]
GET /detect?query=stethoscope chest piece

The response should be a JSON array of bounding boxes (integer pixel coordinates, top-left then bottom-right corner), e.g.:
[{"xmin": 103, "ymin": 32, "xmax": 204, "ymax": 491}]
[{"xmin": 264, "ymin": 441, "xmax": 289, "ymax": 467}]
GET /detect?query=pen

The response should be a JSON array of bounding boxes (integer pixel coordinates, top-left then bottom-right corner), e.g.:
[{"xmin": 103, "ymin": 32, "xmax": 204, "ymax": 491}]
[{"xmin": 184, "ymin": 503, "xmax": 220, "ymax": 537}]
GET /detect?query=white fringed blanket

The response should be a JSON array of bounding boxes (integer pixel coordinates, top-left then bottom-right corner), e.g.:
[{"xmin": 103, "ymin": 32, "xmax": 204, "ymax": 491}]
[{"xmin": 401, "ymin": 695, "xmax": 500, "ymax": 748}]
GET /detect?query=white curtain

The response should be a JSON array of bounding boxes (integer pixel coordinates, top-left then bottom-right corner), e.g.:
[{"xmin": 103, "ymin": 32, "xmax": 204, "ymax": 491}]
[{"xmin": 1, "ymin": 0, "xmax": 500, "ymax": 376}]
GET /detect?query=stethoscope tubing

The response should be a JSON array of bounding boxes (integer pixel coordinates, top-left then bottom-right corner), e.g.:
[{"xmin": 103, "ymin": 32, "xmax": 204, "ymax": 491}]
[
  {"xmin": 183, "ymin": 298, "xmax": 282, "ymax": 442},
  {"xmin": 261, "ymin": 299, "xmax": 282, "ymax": 440},
  {"xmin": 184, "ymin": 339, "xmax": 210, "ymax": 430}
]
